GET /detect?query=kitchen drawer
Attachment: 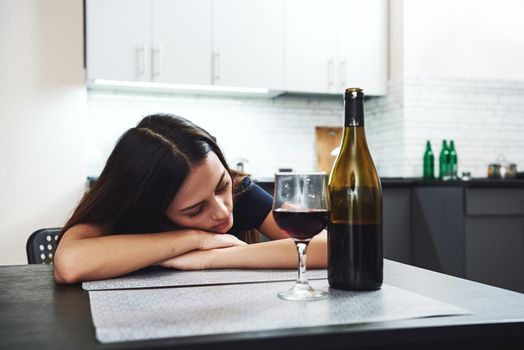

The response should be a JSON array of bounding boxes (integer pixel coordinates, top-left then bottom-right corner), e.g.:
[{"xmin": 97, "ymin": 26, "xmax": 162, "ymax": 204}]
[{"xmin": 465, "ymin": 188, "xmax": 524, "ymax": 216}]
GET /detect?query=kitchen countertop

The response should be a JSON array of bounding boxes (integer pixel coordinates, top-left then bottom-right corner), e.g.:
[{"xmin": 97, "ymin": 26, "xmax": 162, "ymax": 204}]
[
  {"xmin": 254, "ymin": 177, "xmax": 524, "ymax": 188},
  {"xmin": 384, "ymin": 178, "xmax": 524, "ymax": 188},
  {"xmin": 86, "ymin": 176, "xmax": 524, "ymax": 189}
]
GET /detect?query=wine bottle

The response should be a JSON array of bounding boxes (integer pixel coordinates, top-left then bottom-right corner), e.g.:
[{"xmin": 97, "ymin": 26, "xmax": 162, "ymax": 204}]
[
  {"xmin": 439, "ymin": 140, "xmax": 450, "ymax": 180},
  {"xmin": 423, "ymin": 140, "xmax": 435, "ymax": 180},
  {"xmin": 449, "ymin": 140, "xmax": 458, "ymax": 179},
  {"xmin": 327, "ymin": 88, "xmax": 383, "ymax": 291}
]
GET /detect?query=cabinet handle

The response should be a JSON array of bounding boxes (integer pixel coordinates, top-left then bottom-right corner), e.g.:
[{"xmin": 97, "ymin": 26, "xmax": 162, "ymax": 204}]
[
  {"xmin": 152, "ymin": 46, "xmax": 161, "ymax": 80},
  {"xmin": 327, "ymin": 59, "xmax": 335, "ymax": 90},
  {"xmin": 213, "ymin": 51, "xmax": 221, "ymax": 82},
  {"xmin": 136, "ymin": 45, "xmax": 146, "ymax": 79},
  {"xmin": 339, "ymin": 60, "xmax": 346, "ymax": 89}
]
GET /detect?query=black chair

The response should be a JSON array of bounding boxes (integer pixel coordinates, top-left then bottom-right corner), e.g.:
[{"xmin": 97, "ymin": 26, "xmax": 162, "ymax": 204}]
[{"xmin": 26, "ymin": 228, "xmax": 61, "ymax": 264}]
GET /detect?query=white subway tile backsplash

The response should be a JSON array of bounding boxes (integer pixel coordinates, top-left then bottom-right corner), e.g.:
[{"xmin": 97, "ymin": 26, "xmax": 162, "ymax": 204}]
[
  {"xmin": 87, "ymin": 91, "xmax": 343, "ymax": 178},
  {"xmin": 365, "ymin": 77, "xmax": 524, "ymax": 178},
  {"xmin": 87, "ymin": 78, "xmax": 524, "ymax": 180}
]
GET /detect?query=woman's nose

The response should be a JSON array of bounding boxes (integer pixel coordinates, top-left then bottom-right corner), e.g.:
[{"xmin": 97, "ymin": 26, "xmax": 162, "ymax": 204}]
[{"xmin": 211, "ymin": 196, "xmax": 229, "ymax": 221}]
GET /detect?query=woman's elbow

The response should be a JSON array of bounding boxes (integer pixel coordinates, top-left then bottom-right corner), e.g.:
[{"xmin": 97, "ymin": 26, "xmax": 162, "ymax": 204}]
[{"xmin": 53, "ymin": 249, "xmax": 83, "ymax": 284}]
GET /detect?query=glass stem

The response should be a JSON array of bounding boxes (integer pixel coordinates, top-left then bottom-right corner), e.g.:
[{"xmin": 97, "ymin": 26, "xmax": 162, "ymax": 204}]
[{"xmin": 296, "ymin": 241, "xmax": 309, "ymax": 285}]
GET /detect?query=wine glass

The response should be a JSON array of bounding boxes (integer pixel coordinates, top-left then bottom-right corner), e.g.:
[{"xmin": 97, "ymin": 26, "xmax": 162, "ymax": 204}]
[{"xmin": 273, "ymin": 172, "xmax": 329, "ymax": 301}]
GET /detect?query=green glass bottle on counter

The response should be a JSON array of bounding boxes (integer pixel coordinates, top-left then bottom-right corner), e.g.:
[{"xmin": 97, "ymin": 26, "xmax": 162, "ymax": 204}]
[
  {"xmin": 449, "ymin": 140, "xmax": 458, "ymax": 179},
  {"xmin": 439, "ymin": 140, "xmax": 450, "ymax": 180},
  {"xmin": 327, "ymin": 87, "xmax": 383, "ymax": 291},
  {"xmin": 423, "ymin": 140, "xmax": 435, "ymax": 180}
]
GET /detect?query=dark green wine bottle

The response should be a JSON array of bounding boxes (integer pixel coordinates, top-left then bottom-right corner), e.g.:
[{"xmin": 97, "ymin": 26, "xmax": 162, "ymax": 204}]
[
  {"xmin": 449, "ymin": 140, "xmax": 458, "ymax": 179},
  {"xmin": 423, "ymin": 140, "xmax": 434, "ymax": 180},
  {"xmin": 327, "ymin": 88, "xmax": 383, "ymax": 291},
  {"xmin": 439, "ymin": 140, "xmax": 450, "ymax": 180}
]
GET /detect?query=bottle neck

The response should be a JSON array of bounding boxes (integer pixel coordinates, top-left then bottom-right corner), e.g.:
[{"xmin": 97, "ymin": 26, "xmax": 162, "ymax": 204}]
[
  {"xmin": 341, "ymin": 126, "xmax": 368, "ymax": 149},
  {"xmin": 344, "ymin": 96, "xmax": 364, "ymax": 127}
]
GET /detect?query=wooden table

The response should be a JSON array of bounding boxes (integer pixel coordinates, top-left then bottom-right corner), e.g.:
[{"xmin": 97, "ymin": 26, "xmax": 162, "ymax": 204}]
[{"xmin": 1, "ymin": 260, "xmax": 523, "ymax": 349}]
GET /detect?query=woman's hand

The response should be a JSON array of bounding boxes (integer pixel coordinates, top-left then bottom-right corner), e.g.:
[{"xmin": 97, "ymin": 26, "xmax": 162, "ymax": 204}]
[
  {"xmin": 156, "ymin": 232, "xmax": 246, "ymax": 270},
  {"xmin": 197, "ymin": 232, "xmax": 247, "ymax": 250},
  {"xmin": 157, "ymin": 248, "xmax": 228, "ymax": 270}
]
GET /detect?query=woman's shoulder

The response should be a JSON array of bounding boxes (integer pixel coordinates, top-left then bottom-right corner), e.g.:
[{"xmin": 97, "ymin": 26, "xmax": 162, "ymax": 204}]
[
  {"xmin": 239, "ymin": 176, "xmax": 254, "ymax": 189},
  {"xmin": 234, "ymin": 175, "xmax": 254, "ymax": 194},
  {"xmin": 233, "ymin": 176, "xmax": 272, "ymax": 205},
  {"xmin": 229, "ymin": 176, "xmax": 273, "ymax": 235}
]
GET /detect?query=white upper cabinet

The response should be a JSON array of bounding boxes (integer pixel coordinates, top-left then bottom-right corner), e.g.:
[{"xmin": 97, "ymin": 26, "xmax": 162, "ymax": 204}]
[
  {"xmin": 86, "ymin": 0, "xmax": 387, "ymax": 95},
  {"xmin": 285, "ymin": 0, "xmax": 387, "ymax": 95},
  {"xmin": 337, "ymin": 0, "xmax": 387, "ymax": 95},
  {"xmin": 285, "ymin": 0, "xmax": 338, "ymax": 94},
  {"xmin": 212, "ymin": 0, "xmax": 284, "ymax": 90},
  {"xmin": 152, "ymin": 0, "xmax": 212, "ymax": 85},
  {"xmin": 86, "ymin": 0, "xmax": 151, "ymax": 82}
]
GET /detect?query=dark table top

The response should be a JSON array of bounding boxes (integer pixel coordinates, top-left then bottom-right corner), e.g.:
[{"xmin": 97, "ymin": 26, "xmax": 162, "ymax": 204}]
[{"xmin": 1, "ymin": 260, "xmax": 523, "ymax": 350}]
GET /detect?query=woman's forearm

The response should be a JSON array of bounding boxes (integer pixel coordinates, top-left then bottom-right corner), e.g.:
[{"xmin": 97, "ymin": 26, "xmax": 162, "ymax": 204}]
[
  {"xmin": 162, "ymin": 231, "xmax": 328, "ymax": 270},
  {"xmin": 54, "ymin": 230, "xmax": 201, "ymax": 284},
  {"xmin": 217, "ymin": 232, "xmax": 327, "ymax": 269}
]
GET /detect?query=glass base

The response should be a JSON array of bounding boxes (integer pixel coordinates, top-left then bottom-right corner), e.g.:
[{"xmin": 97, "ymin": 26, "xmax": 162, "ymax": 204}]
[{"xmin": 278, "ymin": 282, "xmax": 328, "ymax": 301}]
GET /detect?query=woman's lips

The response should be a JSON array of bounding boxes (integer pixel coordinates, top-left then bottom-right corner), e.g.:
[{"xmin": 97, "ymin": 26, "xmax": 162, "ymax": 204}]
[{"xmin": 212, "ymin": 214, "xmax": 232, "ymax": 231}]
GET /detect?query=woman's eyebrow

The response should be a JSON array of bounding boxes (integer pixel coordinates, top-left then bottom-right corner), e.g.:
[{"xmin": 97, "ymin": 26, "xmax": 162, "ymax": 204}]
[{"xmin": 179, "ymin": 171, "xmax": 226, "ymax": 212}]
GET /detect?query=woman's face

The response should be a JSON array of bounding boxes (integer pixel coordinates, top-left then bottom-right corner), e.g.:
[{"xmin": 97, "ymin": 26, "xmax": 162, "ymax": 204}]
[{"xmin": 165, "ymin": 152, "xmax": 234, "ymax": 233}]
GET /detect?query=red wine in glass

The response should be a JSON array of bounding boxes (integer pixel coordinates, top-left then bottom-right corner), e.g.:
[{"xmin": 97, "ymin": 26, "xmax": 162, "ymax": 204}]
[
  {"xmin": 273, "ymin": 208, "xmax": 329, "ymax": 241},
  {"xmin": 273, "ymin": 172, "xmax": 329, "ymax": 301}
]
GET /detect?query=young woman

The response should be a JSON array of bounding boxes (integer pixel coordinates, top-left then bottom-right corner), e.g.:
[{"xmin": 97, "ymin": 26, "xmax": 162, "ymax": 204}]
[{"xmin": 54, "ymin": 114, "xmax": 327, "ymax": 284}]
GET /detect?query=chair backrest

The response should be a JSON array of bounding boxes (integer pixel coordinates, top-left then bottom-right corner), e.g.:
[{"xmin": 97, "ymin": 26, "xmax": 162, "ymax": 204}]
[{"xmin": 26, "ymin": 228, "xmax": 61, "ymax": 264}]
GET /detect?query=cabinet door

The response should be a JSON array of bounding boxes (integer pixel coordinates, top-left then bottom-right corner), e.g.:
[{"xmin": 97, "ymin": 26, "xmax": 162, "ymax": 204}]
[
  {"xmin": 466, "ymin": 217, "xmax": 524, "ymax": 293},
  {"xmin": 86, "ymin": 0, "xmax": 152, "ymax": 82},
  {"xmin": 285, "ymin": 0, "xmax": 338, "ymax": 93},
  {"xmin": 152, "ymin": 0, "xmax": 212, "ymax": 85},
  {"xmin": 337, "ymin": 0, "xmax": 387, "ymax": 95},
  {"xmin": 383, "ymin": 188, "xmax": 411, "ymax": 264},
  {"xmin": 212, "ymin": 0, "xmax": 284, "ymax": 90},
  {"xmin": 411, "ymin": 187, "xmax": 466, "ymax": 278}
]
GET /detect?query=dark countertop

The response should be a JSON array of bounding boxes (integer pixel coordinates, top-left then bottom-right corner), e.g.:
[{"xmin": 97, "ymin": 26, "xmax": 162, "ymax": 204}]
[
  {"xmin": 384, "ymin": 178, "xmax": 524, "ymax": 188},
  {"xmin": 1, "ymin": 260, "xmax": 523, "ymax": 349},
  {"xmin": 87, "ymin": 176, "xmax": 524, "ymax": 189},
  {"xmin": 255, "ymin": 177, "xmax": 524, "ymax": 188}
]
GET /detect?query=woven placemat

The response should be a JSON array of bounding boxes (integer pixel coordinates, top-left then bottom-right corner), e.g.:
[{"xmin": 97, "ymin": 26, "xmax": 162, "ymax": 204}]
[{"xmin": 88, "ymin": 280, "xmax": 472, "ymax": 343}]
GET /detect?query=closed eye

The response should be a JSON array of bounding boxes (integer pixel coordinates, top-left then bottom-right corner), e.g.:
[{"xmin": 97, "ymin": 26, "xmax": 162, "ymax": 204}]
[
  {"xmin": 187, "ymin": 206, "xmax": 203, "ymax": 218},
  {"xmin": 216, "ymin": 181, "xmax": 230, "ymax": 194},
  {"xmin": 186, "ymin": 181, "xmax": 229, "ymax": 218}
]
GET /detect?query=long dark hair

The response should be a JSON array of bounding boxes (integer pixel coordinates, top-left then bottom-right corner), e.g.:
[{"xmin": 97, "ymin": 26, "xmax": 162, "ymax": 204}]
[{"xmin": 61, "ymin": 114, "xmax": 247, "ymax": 237}]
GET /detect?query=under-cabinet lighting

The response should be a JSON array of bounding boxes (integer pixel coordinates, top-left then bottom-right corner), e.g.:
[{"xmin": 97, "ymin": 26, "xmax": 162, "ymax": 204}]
[{"xmin": 92, "ymin": 79, "xmax": 271, "ymax": 94}]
